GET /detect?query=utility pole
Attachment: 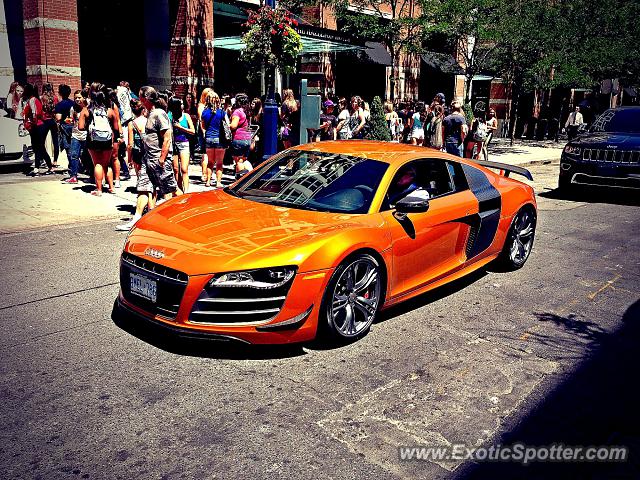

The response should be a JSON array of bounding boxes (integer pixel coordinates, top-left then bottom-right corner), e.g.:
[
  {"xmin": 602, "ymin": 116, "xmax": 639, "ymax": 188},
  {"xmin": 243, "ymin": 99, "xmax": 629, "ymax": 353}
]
[{"xmin": 262, "ymin": 0, "xmax": 279, "ymax": 160}]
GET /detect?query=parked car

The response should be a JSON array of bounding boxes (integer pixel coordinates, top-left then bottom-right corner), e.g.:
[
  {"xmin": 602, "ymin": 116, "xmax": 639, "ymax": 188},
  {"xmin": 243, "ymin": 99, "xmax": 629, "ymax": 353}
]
[
  {"xmin": 559, "ymin": 106, "xmax": 640, "ymax": 190},
  {"xmin": 116, "ymin": 141, "xmax": 536, "ymax": 345},
  {"xmin": 0, "ymin": 112, "xmax": 32, "ymax": 168}
]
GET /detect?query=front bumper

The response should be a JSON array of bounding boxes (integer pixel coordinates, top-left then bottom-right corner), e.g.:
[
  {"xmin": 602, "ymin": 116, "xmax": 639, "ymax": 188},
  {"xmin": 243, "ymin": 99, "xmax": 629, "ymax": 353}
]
[
  {"xmin": 559, "ymin": 153, "xmax": 640, "ymax": 189},
  {"xmin": 117, "ymin": 267, "xmax": 332, "ymax": 345}
]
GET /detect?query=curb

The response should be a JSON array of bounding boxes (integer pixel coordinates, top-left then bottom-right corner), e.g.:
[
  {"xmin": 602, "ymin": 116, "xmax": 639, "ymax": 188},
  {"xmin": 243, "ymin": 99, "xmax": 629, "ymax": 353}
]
[{"xmin": 517, "ymin": 157, "xmax": 561, "ymax": 168}]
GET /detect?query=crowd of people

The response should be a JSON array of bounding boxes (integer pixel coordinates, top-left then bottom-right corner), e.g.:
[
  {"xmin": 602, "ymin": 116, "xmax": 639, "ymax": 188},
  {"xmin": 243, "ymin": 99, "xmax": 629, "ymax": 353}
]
[
  {"xmin": 5, "ymin": 79, "xmax": 500, "ymax": 231},
  {"xmin": 283, "ymin": 91, "xmax": 498, "ymax": 161},
  {"xmin": 5, "ymin": 80, "xmax": 268, "ymax": 230}
]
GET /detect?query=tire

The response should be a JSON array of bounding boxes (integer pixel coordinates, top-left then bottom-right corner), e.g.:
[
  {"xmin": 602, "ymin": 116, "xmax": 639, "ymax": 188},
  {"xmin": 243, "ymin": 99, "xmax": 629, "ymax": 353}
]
[
  {"xmin": 319, "ymin": 253, "xmax": 383, "ymax": 342},
  {"xmin": 496, "ymin": 206, "xmax": 536, "ymax": 270},
  {"xmin": 558, "ymin": 174, "xmax": 573, "ymax": 192}
]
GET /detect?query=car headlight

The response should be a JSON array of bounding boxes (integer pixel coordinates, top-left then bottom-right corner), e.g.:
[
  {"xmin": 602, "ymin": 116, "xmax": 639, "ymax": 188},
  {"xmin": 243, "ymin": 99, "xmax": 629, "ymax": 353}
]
[
  {"xmin": 563, "ymin": 145, "xmax": 581, "ymax": 155},
  {"xmin": 210, "ymin": 266, "xmax": 297, "ymax": 289},
  {"xmin": 18, "ymin": 123, "xmax": 29, "ymax": 137}
]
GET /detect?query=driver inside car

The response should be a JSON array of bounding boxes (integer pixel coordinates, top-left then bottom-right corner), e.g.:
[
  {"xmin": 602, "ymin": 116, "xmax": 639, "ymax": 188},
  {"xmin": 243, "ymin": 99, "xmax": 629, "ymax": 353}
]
[{"xmin": 388, "ymin": 165, "xmax": 430, "ymax": 206}]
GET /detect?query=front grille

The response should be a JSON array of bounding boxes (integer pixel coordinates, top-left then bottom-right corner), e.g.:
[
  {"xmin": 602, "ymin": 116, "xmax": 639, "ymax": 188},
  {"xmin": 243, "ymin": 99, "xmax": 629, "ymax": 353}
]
[
  {"xmin": 189, "ymin": 275, "xmax": 295, "ymax": 325},
  {"xmin": 120, "ymin": 253, "xmax": 188, "ymax": 319},
  {"xmin": 582, "ymin": 149, "xmax": 640, "ymax": 164}
]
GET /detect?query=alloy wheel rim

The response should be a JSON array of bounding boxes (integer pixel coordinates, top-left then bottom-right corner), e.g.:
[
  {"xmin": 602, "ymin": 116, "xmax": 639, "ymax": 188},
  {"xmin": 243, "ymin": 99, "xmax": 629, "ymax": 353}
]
[
  {"xmin": 509, "ymin": 210, "xmax": 535, "ymax": 264},
  {"xmin": 330, "ymin": 259, "xmax": 381, "ymax": 337}
]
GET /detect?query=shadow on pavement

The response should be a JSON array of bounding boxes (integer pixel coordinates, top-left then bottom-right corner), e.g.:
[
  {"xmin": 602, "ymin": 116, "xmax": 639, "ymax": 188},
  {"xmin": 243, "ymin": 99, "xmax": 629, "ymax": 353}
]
[
  {"xmin": 117, "ymin": 204, "xmax": 136, "ymax": 215},
  {"xmin": 540, "ymin": 187, "xmax": 640, "ymax": 207},
  {"xmin": 111, "ymin": 300, "xmax": 306, "ymax": 360},
  {"xmin": 455, "ymin": 299, "xmax": 640, "ymax": 479}
]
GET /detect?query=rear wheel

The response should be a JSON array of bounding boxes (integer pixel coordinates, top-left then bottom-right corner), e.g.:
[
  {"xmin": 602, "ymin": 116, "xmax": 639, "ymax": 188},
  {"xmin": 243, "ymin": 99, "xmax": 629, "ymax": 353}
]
[
  {"xmin": 496, "ymin": 206, "xmax": 536, "ymax": 270},
  {"xmin": 319, "ymin": 253, "xmax": 383, "ymax": 342}
]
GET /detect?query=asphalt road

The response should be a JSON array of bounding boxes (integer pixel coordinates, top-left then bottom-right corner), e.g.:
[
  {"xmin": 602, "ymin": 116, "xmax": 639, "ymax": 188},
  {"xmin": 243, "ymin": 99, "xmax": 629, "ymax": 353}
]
[{"xmin": 1, "ymin": 165, "xmax": 639, "ymax": 480}]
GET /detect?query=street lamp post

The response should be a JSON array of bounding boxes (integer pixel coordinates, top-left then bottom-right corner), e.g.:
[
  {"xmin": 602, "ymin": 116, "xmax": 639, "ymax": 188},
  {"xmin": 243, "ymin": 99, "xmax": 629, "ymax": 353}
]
[{"xmin": 262, "ymin": 0, "xmax": 279, "ymax": 160}]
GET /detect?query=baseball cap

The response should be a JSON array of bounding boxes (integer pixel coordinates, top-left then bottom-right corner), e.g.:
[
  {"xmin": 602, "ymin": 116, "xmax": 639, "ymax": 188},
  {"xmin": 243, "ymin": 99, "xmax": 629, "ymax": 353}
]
[{"xmin": 323, "ymin": 100, "xmax": 335, "ymax": 107}]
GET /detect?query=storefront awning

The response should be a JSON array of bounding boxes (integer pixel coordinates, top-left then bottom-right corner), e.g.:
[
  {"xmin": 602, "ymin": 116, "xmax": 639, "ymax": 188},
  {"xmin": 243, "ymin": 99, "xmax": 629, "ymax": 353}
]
[
  {"xmin": 215, "ymin": 24, "xmax": 364, "ymax": 55},
  {"xmin": 421, "ymin": 51, "xmax": 464, "ymax": 75},
  {"xmin": 360, "ymin": 41, "xmax": 392, "ymax": 66}
]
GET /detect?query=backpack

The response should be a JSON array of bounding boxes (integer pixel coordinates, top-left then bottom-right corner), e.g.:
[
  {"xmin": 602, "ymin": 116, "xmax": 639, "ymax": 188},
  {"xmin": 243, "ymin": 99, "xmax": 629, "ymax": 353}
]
[
  {"xmin": 473, "ymin": 121, "xmax": 489, "ymax": 142},
  {"xmin": 89, "ymin": 106, "xmax": 113, "ymax": 142},
  {"xmin": 220, "ymin": 113, "xmax": 232, "ymax": 145}
]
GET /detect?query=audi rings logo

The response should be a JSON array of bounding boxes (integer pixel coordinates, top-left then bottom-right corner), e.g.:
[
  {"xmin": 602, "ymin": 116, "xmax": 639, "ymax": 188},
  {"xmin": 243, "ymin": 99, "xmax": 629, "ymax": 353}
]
[{"xmin": 144, "ymin": 247, "xmax": 165, "ymax": 259}]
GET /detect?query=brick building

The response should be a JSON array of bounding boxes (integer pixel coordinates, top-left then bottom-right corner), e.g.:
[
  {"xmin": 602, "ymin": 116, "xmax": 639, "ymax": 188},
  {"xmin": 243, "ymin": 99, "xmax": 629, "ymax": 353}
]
[{"xmin": 3, "ymin": 0, "xmax": 507, "ymax": 115}]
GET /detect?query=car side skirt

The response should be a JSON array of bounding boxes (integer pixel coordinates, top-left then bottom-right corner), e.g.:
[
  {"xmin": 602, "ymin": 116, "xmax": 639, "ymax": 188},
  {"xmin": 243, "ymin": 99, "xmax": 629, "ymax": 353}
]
[{"xmin": 382, "ymin": 252, "xmax": 499, "ymax": 309}]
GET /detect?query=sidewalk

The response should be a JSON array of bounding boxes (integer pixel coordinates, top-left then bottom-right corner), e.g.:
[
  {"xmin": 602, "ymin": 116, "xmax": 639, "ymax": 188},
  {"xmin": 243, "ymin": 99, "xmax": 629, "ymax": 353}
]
[
  {"xmin": 0, "ymin": 139, "xmax": 564, "ymax": 234},
  {"xmin": 0, "ymin": 151, "xmax": 223, "ymax": 234},
  {"xmin": 486, "ymin": 137, "xmax": 563, "ymax": 167}
]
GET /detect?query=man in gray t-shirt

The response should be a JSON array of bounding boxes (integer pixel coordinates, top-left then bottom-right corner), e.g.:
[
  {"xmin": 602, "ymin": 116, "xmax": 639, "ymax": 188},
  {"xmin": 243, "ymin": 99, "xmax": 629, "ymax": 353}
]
[{"xmin": 141, "ymin": 102, "xmax": 178, "ymax": 198}]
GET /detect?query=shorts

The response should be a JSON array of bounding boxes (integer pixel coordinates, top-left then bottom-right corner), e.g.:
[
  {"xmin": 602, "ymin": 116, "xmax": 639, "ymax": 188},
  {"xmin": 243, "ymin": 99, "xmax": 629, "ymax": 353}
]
[
  {"xmin": 136, "ymin": 161, "xmax": 153, "ymax": 193},
  {"xmin": 230, "ymin": 139, "xmax": 251, "ymax": 157},
  {"xmin": 146, "ymin": 157, "xmax": 178, "ymax": 196},
  {"xmin": 86, "ymin": 139, "xmax": 113, "ymax": 151},
  {"xmin": 205, "ymin": 137, "xmax": 226, "ymax": 150},
  {"xmin": 131, "ymin": 148, "xmax": 143, "ymax": 165},
  {"xmin": 174, "ymin": 141, "xmax": 190, "ymax": 154},
  {"xmin": 411, "ymin": 128, "xmax": 425, "ymax": 140}
]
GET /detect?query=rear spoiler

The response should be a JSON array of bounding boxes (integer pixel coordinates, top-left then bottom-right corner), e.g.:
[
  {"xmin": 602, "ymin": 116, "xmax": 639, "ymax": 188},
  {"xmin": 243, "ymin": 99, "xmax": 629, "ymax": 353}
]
[{"xmin": 471, "ymin": 160, "xmax": 533, "ymax": 181}]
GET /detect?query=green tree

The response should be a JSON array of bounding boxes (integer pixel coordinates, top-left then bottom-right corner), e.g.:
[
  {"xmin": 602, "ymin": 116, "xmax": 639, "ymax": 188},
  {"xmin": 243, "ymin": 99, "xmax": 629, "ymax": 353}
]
[
  {"xmin": 365, "ymin": 96, "xmax": 392, "ymax": 141},
  {"xmin": 326, "ymin": 0, "xmax": 425, "ymax": 100},
  {"xmin": 418, "ymin": 0, "xmax": 503, "ymax": 106}
]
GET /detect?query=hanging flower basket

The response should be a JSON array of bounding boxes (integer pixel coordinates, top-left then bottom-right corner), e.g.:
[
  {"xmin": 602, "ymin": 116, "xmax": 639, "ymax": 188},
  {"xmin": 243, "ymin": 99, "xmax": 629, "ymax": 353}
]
[{"xmin": 242, "ymin": 7, "xmax": 302, "ymax": 80}]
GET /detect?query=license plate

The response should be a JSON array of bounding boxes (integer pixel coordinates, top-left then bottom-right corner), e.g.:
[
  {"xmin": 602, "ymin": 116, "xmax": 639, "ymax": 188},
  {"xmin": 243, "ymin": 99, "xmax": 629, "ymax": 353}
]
[
  {"xmin": 130, "ymin": 273, "xmax": 157, "ymax": 303},
  {"xmin": 0, "ymin": 145, "xmax": 4, "ymax": 154}
]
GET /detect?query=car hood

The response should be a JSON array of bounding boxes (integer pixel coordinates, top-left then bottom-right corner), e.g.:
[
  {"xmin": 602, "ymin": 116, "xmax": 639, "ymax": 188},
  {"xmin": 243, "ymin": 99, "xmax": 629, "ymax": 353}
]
[
  {"xmin": 573, "ymin": 132, "xmax": 640, "ymax": 149},
  {"xmin": 124, "ymin": 190, "xmax": 371, "ymax": 275}
]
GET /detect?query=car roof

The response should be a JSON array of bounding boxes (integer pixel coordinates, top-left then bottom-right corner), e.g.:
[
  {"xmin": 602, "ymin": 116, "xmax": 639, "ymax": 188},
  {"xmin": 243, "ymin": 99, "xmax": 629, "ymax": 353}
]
[{"xmin": 294, "ymin": 140, "xmax": 455, "ymax": 166}]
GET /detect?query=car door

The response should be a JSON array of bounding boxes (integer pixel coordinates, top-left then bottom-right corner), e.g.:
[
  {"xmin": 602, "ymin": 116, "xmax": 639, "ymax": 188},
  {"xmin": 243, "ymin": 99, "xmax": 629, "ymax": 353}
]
[{"xmin": 379, "ymin": 158, "xmax": 478, "ymax": 298}]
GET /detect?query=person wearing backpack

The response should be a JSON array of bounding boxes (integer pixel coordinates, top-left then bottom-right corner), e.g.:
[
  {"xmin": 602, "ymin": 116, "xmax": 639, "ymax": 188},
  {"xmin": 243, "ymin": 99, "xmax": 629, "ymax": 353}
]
[
  {"xmin": 79, "ymin": 83, "xmax": 119, "ymax": 196},
  {"xmin": 201, "ymin": 91, "xmax": 229, "ymax": 188},
  {"xmin": 22, "ymin": 83, "xmax": 54, "ymax": 176},
  {"xmin": 465, "ymin": 110, "xmax": 488, "ymax": 159}
]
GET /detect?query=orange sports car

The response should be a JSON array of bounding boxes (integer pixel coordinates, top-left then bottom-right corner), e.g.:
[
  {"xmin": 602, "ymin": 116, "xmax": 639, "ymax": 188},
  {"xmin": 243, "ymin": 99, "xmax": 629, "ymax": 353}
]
[{"xmin": 116, "ymin": 141, "xmax": 536, "ymax": 345}]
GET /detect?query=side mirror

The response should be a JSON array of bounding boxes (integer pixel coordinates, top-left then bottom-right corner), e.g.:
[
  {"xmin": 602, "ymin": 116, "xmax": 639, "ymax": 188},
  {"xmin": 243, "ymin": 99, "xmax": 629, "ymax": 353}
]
[{"xmin": 395, "ymin": 193, "xmax": 430, "ymax": 214}]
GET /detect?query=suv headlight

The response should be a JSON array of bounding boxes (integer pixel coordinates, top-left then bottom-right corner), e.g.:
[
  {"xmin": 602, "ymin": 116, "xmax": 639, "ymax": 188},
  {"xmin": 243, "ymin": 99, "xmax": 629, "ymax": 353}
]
[
  {"xmin": 563, "ymin": 145, "xmax": 581, "ymax": 155},
  {"xmin": 210, "ymin": 266, "xmax": 297, "ymax": 289}
]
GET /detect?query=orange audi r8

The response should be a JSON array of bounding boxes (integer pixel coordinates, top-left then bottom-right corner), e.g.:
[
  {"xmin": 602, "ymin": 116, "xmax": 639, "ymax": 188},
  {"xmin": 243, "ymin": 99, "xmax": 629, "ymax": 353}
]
[{"xmin": 116, "ymin": 141, "xmax": 536, "ymax": 345}]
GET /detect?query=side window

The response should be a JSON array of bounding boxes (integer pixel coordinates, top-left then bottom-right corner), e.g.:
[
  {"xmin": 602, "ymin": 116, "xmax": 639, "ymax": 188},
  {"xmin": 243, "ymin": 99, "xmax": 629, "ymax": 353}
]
[
  {"xmin": 446, "ymin": 161, "xmax": 470, "ymax": 192},
  {"xmin": 381, "ymin": 158, "xmax": 460, "ymax": 211}
]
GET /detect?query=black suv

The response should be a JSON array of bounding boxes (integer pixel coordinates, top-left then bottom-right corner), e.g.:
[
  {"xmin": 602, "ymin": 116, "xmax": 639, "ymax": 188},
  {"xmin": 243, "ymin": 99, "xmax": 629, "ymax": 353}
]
[{"xmin": 559, "ymin": 107, "xmax": 640, "ymax": 190}]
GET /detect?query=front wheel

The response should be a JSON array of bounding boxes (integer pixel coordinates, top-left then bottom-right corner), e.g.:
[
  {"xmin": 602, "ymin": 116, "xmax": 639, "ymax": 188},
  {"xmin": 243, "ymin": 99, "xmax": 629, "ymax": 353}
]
[
  {"xmin": 319, "ymin": 254, "xmax": 383, "ymax": 342},
  {"xmin": 496, "ymin": 207, "xmax": 536, "ymax": 270}
]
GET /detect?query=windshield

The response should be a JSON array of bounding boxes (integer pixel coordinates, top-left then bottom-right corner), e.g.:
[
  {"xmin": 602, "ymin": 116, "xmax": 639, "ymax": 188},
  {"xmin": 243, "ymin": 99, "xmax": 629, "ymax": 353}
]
[
  {"xmin": 590, "ymin": 109, "xmax": 640, "ymax": 134},
  {"xmin": 226, "ymin": 150, "xmax": 389, "ymax": 214}
]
